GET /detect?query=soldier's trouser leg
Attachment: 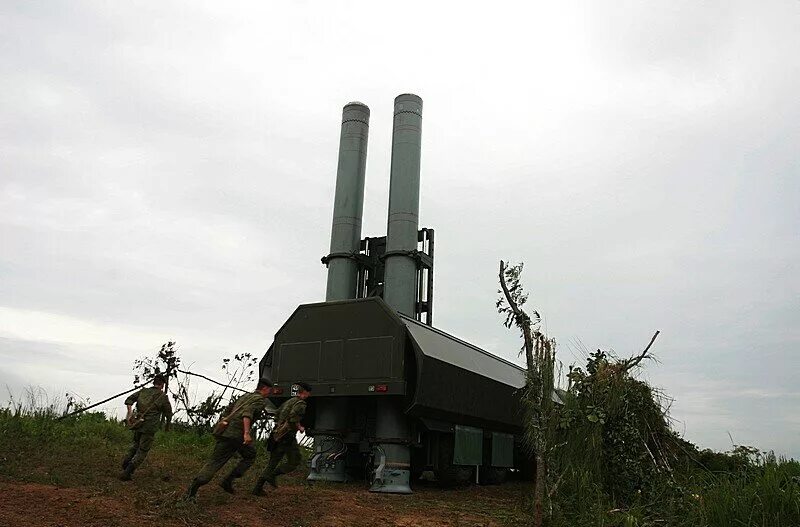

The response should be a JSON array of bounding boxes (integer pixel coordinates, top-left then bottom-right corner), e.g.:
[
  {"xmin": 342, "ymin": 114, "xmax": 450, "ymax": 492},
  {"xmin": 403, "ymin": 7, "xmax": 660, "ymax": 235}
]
[
  {"xmin": 260, "ymin": 443, "xmax": 287, "ymax": 480},
  {"xmin": 192, "ymin": 438, "xmax": 237, "ymax": 486},
  {"xmin": 122, "ymin": 432, "xmax": 140, "ymax": 469},
  {"xmin": 129, "ymin": 432, "xmax": 155, "ymax": 469},
  {"xmin": 224, "ymin": 443, "xmax": 257, "ymax": 480},
  {"xmin": 278, "ymin": 442, "xmax": 302, "ymax": 476}
]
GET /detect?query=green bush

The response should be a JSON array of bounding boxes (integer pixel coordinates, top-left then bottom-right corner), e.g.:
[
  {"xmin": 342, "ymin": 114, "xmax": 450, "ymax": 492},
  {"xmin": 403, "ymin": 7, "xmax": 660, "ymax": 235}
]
[{"xmin": 542, "ymin": 350, "xmax": 800, "ymax": 527}]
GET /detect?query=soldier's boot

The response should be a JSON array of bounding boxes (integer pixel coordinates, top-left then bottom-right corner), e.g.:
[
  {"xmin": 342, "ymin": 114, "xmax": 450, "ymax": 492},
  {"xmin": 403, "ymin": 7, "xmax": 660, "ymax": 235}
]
[
  {"xmin": 219, "ymin": 475, "xmax": 236, "ymax": 494},
  {"xmin": 267, "ymin": 469, "xmax": 283, "ymax": 488},
  {"xmin": 184, "ymin": 479, "xmax": 202, "ymax": 501},
  {"xmin": 251, "ymin": 478, "xmax": 267, "ymax": 496},
  {"xmin": 118, "ymin": 464, "xmax": 135, "ymax": 482},
  {"xmin": 121, "ymin": 451, "xmax": 135, "ymax": 470}
]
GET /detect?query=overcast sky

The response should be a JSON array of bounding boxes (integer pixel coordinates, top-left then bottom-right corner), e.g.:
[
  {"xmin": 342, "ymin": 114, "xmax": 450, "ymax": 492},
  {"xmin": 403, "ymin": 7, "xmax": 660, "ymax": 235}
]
[{"xmin": 1, "ymin": 1, "xmax": 798, "ymax": 457}]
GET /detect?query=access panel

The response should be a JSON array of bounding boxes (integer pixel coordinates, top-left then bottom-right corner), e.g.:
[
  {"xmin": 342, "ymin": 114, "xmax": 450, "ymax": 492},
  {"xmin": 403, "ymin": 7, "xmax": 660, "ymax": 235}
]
[{"xmin": 453, "ymin": 425, "xmax": 483, "ymax": 466}]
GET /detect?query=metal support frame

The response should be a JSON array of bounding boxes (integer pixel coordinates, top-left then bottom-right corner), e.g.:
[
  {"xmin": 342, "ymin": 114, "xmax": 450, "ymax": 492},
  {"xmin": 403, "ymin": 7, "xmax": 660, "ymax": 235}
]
[
  {"xmin": 369, "ymin": 398, "xmax": 413, "ymax": 494},
  {"xmin": 414, "ymin": 228, "xmax": 434, "ymax": 326},
  {"xmin": 322, "ymin": 227, "xmax": 434, "ymax": 326}
]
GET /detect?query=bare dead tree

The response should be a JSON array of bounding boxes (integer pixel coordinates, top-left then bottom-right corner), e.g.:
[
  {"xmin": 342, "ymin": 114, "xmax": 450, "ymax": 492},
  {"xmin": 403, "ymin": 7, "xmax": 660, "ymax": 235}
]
[
  {"xmin": 621, "ymin": 330, "xmax": 660, "ymax": 372},
  {"xmin": 498, "ymin": 260, "xmax": 557, "ymax": 527}
]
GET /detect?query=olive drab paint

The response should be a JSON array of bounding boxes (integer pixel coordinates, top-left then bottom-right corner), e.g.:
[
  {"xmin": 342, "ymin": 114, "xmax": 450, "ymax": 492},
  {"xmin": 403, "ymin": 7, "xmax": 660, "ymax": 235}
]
[
  {"xmin": 262, "ymin": 94, "xmax": 529, "ymax": 495},
  {"xmin": 383, "ymin": 94, "xmax": 423, "ymax": 316},
  {"xmin": 325, "ymin": 102, "xmax": 370, "ymax": 302},
  {"xmin": 370, "ymin": 94, "xmax": 424, "ymax": 494},
  {"xmin": 309, "ymin": 102, "xmax": 371, "ymax": 484}
]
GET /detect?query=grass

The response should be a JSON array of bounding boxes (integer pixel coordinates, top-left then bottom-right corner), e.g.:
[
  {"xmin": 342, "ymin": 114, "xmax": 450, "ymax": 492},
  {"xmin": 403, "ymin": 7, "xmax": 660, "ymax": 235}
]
[
  {"xmin": 545, "ymin": 462, "xmax": 800, "ymax": 527},
  {"xmin": 1, "ymin": 395, "xmax": 797, "ymax": 527},
  {"xmin": 689, "ymin": 462, "xmax": 800, "ymax": 527},
  {"xmin": 0, "ymin": 402, "xmax": 529, "ymax": 527},
  {"xmin": 544, "ymin": 442, "xmax": 800, "ymax": 527}
]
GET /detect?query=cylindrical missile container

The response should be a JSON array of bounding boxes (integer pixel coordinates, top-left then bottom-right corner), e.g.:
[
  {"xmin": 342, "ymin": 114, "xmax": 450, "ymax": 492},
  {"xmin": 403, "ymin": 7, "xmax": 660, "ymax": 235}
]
[
  {"xmin": 370, "ymin": 94, "xmax": 423, "ymax": 494},
  {"xmin": 325, "ymin": 102, "xmax": 370, "ymax": 301},
  {"xmin": 310, "ymin": 102, "xmax": 370, "ymax": 483},
  {"xmin": 382, "ymin": 94, "xmax": 423, "ymax": 317}
]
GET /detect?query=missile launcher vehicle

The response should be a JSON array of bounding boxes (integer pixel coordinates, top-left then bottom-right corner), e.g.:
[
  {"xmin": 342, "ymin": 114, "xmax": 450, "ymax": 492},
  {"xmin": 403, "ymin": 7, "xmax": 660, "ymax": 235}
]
[{"xmin": 260, "ymin": 95, "xmax": 529, "ymax": 494}]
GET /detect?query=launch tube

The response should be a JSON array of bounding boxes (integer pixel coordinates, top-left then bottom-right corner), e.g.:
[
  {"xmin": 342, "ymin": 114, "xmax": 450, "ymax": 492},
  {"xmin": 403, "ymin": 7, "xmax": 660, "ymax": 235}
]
[
  {"xmin": 325, "ymin": 102, "xmax": 370, "ymax": 301},
  {"xmin": 382, "ymin": 94, "xmax": 423, "ymax": 316}
]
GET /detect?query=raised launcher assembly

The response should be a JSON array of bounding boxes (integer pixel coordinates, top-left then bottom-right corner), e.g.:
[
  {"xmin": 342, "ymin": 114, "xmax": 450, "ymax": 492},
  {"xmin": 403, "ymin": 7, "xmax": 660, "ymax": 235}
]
[{"xmin": 260, "ymin": 95, "xmax": 528, "ymax": 494}]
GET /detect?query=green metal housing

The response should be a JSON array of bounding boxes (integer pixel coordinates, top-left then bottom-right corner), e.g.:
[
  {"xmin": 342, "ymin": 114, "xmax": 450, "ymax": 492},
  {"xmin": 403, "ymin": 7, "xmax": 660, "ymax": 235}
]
[
  {"xmin": 262, "ymin": 95, "xmax": 531, "ymax": 490},
  {"xmin": 260, "ymin": 297, "xmax": 526, "ymax": 439}
]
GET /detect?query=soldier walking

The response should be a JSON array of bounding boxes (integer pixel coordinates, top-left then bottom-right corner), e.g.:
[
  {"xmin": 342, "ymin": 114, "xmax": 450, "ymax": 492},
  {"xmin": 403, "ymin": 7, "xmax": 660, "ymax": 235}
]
[
  {"xmin": 185, "ymin": 378, "xmax": 275, "ymax": 499},
  {"xmin": 120, "ymin": 374, "xmax": 173, "ymax": 481},
  {"xmin": 252, "ymin": 382, "xmax": 312, "ymax": 495}
]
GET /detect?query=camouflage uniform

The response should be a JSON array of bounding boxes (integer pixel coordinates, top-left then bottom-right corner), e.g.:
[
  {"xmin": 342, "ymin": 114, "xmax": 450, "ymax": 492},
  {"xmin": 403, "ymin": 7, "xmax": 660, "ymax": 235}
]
[
  {"xmin": 186, "ymin": 392, "xmax": 275, "ymax": 497},
  {"xmin": 121, "ymin": 386, "xmax": 172, "ymax": 478},
  {"xmin": 253, "ymin": 396, "xmax": 307, "ymax": 493}
]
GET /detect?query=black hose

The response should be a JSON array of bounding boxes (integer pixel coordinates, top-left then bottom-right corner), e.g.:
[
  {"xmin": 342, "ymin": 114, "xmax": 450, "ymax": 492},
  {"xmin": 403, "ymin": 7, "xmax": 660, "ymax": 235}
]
[
  {"xmin": 56, "ymin": 368, "xmax": 249, "ymax": 420},
  {"xmin": 57, "ymin": 381, "xmax": 150, "ymax": 420},
  {"xmin": 176, "ymin": 368, "xmax": 249, "ymax": 393}
]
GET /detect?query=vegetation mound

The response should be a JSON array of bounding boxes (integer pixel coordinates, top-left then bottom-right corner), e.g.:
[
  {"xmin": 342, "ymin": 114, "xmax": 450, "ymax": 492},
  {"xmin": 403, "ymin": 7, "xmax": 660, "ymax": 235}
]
[{"xmin": 536, "ymin": 349, "xmax": 800, "ymax": 526}]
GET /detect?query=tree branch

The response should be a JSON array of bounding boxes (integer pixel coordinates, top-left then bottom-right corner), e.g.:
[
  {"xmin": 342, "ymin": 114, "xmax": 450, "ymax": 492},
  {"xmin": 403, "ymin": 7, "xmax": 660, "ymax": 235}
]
[
  {"xmin": 499, "ymin": 260, "xmax": 535, "ymax": 370},
  {"xmin": 499, "ymin": 260, "xmax": 524, "ymax": 318},
  {"xmin": 622, "ymin": 330, "xmax": 660, "ymax": 372}
]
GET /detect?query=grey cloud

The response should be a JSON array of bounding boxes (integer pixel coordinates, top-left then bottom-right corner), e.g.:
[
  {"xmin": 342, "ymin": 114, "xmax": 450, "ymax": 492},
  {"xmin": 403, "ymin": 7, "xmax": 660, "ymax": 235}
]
[{"xmin": 1, "ymin": 1, "xmax": 797, "ymax": 458}]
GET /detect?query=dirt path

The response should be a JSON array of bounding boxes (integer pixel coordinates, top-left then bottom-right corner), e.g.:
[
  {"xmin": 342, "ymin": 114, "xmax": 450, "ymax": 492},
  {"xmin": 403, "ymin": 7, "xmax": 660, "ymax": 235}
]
[
  {"xmin": 0, "ymin": 479, "xmax": 526, "ymax": 527},
  {"xmin": 0, "ymin": 481, "xmax": 141, "ymax": 527}
]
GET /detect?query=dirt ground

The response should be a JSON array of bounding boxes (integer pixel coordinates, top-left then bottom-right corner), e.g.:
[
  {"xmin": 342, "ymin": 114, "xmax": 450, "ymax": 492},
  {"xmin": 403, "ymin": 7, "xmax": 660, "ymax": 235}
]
[{"xmin": 0, "ymin": 478, "xmax": 528, "ymax": 527}]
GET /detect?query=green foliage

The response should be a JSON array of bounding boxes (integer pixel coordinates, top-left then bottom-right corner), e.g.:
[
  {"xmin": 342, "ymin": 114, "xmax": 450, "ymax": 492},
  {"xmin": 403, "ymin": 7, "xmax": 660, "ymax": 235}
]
[
  {"xmin": 693, "ymin": 461, "xmax": 800, "ymax": 527},
  {"xmin": 562, "ymin": 350, "xmax": 672, "ymax": 501},
  {"xmin": 543, "ymin": 350, "xmax": 800, "ymax": 527},
  {"xmin": 133, "ymin": 341, "xmax": 181, "ymax": 386},
  {"xmin": 171, "ymin": 351, "xmax": 260, "ymax": 434},
  {"xmin": 498, "ymin": 259, "xmax": 559, "ymax": 526},
  {"xmin": 497, "ymin": 261, "xmax": 537, "ymax": 329},
  {"xmin": 131, "ymin": 342, "xmax": 261, "ymax": 436},
  {"xmin": 496, "ymin": 262, "xmax": 799, "ymax": 526},
  {"xmin": 497, "ymin": 261, "xmax": 542, "ymax": 364}
]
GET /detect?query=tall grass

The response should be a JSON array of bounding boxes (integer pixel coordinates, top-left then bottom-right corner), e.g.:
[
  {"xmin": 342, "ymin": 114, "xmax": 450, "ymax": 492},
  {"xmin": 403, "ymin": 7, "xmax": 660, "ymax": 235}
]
[
  {"xmin": 0, "ymin": 387, "xmax": 309, "ymax": 489},
  {"xmin": 687, "ymin": 459, "xmax": 800, "ymax": 527},
  {"xmin": 545, "ymin": 459, "xmax": 800, "ymax": 527},
  {"xmin": 0, "ymin": 388, "xmax": 214, "ymax": 487}
]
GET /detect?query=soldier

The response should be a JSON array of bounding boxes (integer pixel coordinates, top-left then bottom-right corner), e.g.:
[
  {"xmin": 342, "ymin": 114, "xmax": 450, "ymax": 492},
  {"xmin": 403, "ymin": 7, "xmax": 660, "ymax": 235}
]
[
  {"xmin": 252, "ymin": 382, "xmax": 312, "ymax": 495},
  {"xmin": 120, "ymin": 374, "xmax": 173, "ymax": 481},
  {"xmin": 185, "ymin": 378, "xmax": 276, "ymax": 499}
]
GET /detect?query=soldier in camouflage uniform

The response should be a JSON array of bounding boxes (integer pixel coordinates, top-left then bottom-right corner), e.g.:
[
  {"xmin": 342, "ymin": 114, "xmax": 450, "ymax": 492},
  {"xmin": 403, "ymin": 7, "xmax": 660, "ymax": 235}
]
[
  {"xmin": 185, "ymin": 378, "xmax": 276, "ymax": 499},
  {"xmin": 252, "ymin": 382, "xmax": 312, "ymax": 495},
  {"xmin": 120, "ymin": 374, "xmax": 173, "ymax": 481}
]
